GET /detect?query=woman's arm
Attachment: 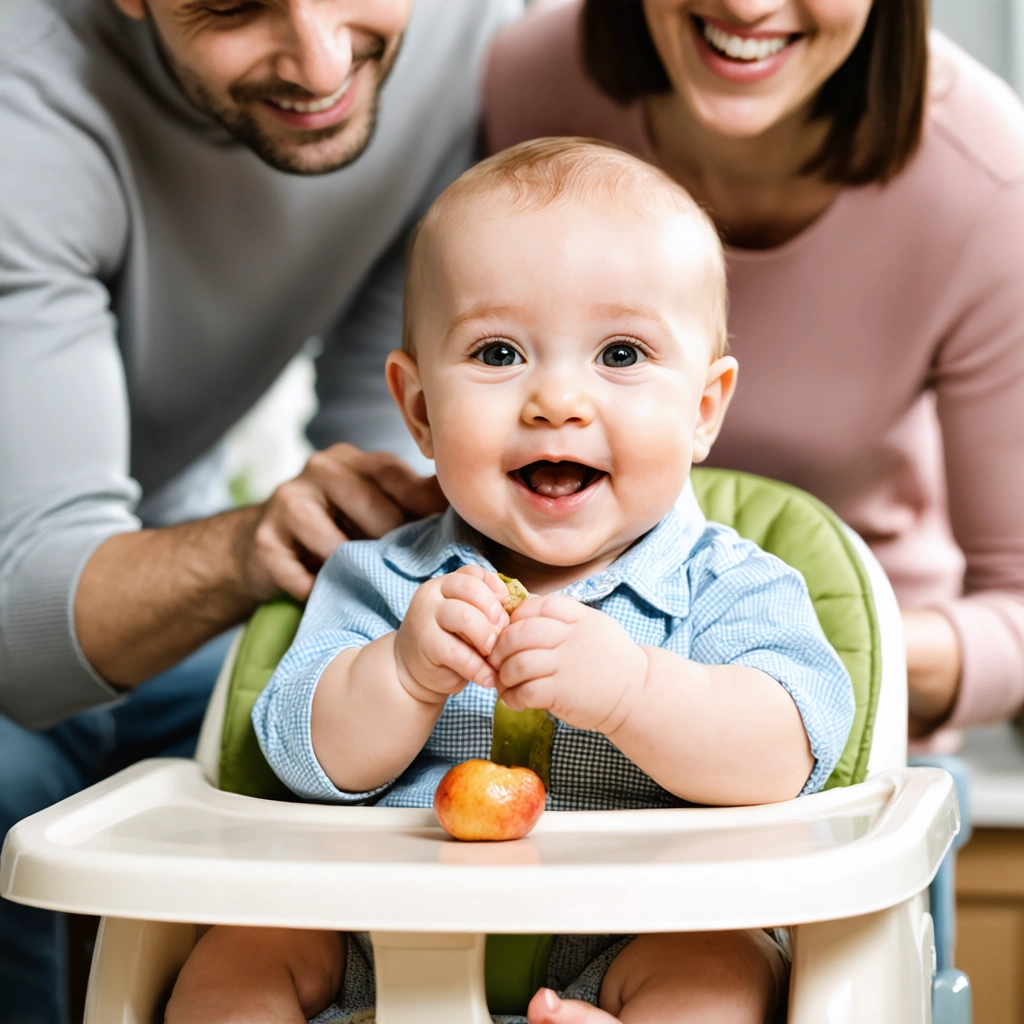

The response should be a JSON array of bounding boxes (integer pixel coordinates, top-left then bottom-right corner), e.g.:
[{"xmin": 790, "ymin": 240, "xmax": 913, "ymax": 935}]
[
  {"xmin": 920, "ymin": 178, "xmax": 1024, "ymax": 734},
  {"xmin": 904, "ymin": 608, "xmax": 962, "ymax": 738}
]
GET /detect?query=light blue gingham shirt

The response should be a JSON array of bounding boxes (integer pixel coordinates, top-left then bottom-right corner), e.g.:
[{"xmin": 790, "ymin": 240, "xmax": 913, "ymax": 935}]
[{"xmin": 253, "ymin": 484, "xmax": 855, "ymax": 808}]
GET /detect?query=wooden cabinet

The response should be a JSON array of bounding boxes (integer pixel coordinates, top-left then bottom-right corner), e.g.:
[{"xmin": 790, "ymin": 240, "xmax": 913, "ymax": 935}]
[{"xmin": 957, "ymin": 828, "xmax": 1024, "ymax": 1024}]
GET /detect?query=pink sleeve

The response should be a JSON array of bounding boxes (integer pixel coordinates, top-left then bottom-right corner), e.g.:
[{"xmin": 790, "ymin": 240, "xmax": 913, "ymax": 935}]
[{"xmin": 929, "ymin": 176, "xmax": 1024, "ymax": 728}]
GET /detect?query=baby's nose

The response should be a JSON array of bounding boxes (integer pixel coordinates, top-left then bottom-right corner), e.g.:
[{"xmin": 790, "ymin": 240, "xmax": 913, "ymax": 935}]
[{"xmin": 521, "ymin": 377, "xmax": 596, "ymax": 427}]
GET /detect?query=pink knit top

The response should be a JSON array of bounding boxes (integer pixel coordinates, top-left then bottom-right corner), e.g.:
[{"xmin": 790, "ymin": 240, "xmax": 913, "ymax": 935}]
[{"xmin": 484, "ymin": 2, "xmax": 1024, "ymax": 742}]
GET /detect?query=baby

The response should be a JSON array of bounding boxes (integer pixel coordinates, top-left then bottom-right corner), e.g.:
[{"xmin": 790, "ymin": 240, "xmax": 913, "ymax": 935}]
[{"xmin": 166, "ymin": 138, "xmax": 854, "ymax": 1024}]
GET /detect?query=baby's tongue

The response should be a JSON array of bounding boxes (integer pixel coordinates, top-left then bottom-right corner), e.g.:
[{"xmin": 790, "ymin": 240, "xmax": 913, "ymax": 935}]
[{"xmin": 524, "ymin": 461, "xmax": 589, "ymax": 498}]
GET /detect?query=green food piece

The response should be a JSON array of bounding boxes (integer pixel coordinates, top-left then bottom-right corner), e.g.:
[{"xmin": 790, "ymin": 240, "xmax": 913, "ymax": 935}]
[
  {"xmin": 497, "ymin": 572, "xmax": 528, "ymax": 614},
  {"xmin": 491, "ymin": 573, "xmax": 555, "ymax": 789},
  {"xmin": 490, "ymin": 701, "xmax": 556, "ymax": 791}
]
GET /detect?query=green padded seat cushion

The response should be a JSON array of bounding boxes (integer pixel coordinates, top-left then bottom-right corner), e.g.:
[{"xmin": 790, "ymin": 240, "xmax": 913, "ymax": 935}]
[
  {"xmin": 218, "ymin": 595, "xmax": 303, "ymax": 799},
  {"xmin": 689, "ymin": 469, "xmax": 880, "ymax": 789}
]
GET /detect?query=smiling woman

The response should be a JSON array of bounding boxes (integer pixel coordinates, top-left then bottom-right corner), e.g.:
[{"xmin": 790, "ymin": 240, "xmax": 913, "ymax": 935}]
[
  {"xmin": 484, "ymin": 0, "xmax": 1024, "ymax": 749},
  {"xmin": 579, "ymin": 0, "xmax": 926, "ymax": 184}
]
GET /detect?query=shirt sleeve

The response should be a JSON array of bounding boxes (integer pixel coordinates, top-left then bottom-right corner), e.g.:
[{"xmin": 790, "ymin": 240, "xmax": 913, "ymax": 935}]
[
  {"xmin": 678, "ymin": 535, "xmax": 856, "ymax": 795},
  {"xmin": 0, "ymin": 79, "xmax": 136, "ymax": 728},
  {"xmin": 927, "ymin": 177, "xmax": 1024, "ymax": 730},
  {"xmin": 251, "ymin": 541, "xmax": 404, "ymax": 803}
]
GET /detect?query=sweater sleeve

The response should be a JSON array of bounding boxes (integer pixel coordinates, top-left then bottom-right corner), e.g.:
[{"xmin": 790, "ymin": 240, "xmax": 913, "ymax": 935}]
[
  {"xmin": 0, "ymin": 77, "xmax": 136, "ymax": 727},
  {"xmin": 929, "ymin": 176, "xmax": 1024, "ymax": 728}
]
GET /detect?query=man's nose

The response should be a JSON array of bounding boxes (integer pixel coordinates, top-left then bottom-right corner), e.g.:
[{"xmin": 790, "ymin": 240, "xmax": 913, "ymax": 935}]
[
  {"xmin": 521, "ymin": 375, "xmax": 596, "ymax": 428},
  {"xmin": 274, "ymin": 0, "xmax": 353, "ymax": 97}
]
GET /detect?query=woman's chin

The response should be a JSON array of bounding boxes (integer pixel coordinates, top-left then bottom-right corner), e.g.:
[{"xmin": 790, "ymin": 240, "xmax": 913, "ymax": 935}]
[{"xmin": 683, "ymin": 90, "xmax": 802, "ymax": 141}]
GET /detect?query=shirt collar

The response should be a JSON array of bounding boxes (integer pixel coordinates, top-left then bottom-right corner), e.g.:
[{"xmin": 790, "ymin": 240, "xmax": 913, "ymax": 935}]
[{"xmin": 382, "ymin": 478, "xmax": 708, "ymax": 619}]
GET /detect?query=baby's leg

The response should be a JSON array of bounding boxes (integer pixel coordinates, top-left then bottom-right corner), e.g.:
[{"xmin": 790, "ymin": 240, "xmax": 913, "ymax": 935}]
[
  {"xmin": 527, "ymin": 930, "xmax": 783, "ymax": 1024},
  {"xmin": 164, "ymin": 925, "xmax": 345, "ymax": 1024}
]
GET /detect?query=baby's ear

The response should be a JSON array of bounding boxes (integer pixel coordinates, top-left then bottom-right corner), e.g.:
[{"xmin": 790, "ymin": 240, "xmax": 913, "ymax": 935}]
[
  {"xmin": 386, "ymin": 350, "xmax": 434, "ymax": 459},
  {"xmin": 692, "ymin": 356, "xmax": 738, "ymax": 464}
]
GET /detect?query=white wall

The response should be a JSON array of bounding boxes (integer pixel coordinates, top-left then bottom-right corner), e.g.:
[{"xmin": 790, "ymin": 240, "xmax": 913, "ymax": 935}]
[{"xmin": 932, "ymin": 0, "xmax": 1024, "ymax": 93}]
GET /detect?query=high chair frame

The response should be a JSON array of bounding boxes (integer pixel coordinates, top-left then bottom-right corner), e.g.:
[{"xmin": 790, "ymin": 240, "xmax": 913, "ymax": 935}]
[{"xmin": 0, "ymin": 472, "xmax": 962, "ymax": 1024}]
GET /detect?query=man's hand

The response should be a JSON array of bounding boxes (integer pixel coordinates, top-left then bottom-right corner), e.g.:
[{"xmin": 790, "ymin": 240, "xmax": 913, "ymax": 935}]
[
  {"xmin": 240, "ymin": 444, "xmax": 447, "ymax": 601},
  {"xmin": 393, "ymin": 566, "xmax": 510, "ymax": 703},
  {"xmin": 488, "ymin": 595, "xmax": 649, "ymax": 734},
  {"xmin": 76, "ymin": 443, "xmax": 446, "ymax": 687}
]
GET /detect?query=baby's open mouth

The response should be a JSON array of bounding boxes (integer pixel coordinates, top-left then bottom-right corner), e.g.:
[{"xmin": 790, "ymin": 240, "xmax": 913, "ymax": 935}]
[{"xmin": 512, "ymin": 460, "xmax": 605, "ymax": 498}]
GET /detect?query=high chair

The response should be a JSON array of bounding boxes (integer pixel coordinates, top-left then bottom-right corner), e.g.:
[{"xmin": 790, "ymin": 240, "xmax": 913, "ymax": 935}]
[{"xmin": 1, "ymin": 469, "xmax": 969, "ymax": 1024}]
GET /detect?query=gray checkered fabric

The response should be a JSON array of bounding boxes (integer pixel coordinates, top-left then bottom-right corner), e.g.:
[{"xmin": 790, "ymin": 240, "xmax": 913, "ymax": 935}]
[{"xmin": 253, "ymin": 492, "xmax": 854, "ymax": 806}]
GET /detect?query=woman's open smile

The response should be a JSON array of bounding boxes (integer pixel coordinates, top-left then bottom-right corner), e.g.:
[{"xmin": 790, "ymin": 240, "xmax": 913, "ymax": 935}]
[{"xmin": 690, "ymin": 14, "xmax": 802, "ymax": 84}]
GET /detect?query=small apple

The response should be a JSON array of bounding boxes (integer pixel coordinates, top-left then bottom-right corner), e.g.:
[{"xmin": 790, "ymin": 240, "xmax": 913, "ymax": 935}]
[{"xmin": 434, "ymin": 759, "xmax": 546, "ymax": 841}]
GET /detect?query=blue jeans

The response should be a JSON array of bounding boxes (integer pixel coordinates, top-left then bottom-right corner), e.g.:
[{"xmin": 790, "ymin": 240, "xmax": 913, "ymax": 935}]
[{"xmin": 0, "ymin": 632, "xmax": 234, "ymax": 1024}]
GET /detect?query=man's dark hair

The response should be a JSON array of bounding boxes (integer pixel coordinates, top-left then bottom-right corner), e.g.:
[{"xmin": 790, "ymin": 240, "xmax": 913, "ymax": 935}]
[{"xmin": 579, "ymin": 0, "xmax": 928, "ymax": 185}]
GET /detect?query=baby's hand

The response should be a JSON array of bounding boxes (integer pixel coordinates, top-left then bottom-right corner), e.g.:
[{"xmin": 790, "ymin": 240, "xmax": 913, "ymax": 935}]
[
  {"xmin": 395, "ymin": 566, "xmax": 510, "ymax": 702},
  {"xmin": 488, "ymin": 595, "xmax": 649, "ymax": 734}
]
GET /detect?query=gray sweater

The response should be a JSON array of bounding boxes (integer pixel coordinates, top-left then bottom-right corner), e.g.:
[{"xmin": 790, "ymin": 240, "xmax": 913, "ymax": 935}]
[{"xmin": 0, "ymin": 0, "xmax": 517, "ymax": 727}]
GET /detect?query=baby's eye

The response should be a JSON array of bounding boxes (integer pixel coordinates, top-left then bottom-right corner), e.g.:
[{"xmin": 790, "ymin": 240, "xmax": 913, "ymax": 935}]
[
  {"xmin": 473, "ymin": 341, "xmax": 522, "ymax": 367},
  {"xmin": 599, "ymin": 341, "xmax": 645, "ymax": 368}
]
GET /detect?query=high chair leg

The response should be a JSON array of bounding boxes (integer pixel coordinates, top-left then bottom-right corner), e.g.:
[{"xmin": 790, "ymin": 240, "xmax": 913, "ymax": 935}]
[
  {"xmin": 788, "ymin": 893, "xmax": 934, "ymax": 1024},
  {"xmin": 84, "ymin": 917, "xmax": 197, "ymax": 1024},
  {"xmin": 370, "ymin": 931, "xmax": 490, "ymax": 1024}
]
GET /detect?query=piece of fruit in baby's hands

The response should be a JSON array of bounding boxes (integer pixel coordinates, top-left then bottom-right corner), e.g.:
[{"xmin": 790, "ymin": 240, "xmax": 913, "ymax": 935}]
[
  {"xmin": 433, "ymin": 759, "xmax": 546, "ymax": 841},
  {"xmin": 497, "ymin": 572, "xmax": 528, "ymax": 615}
]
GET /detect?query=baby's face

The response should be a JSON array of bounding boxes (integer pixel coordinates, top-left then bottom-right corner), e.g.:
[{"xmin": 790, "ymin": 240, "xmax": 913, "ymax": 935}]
[{"xmin": 389, "ymin": 195, "xmax": 735, "ymax": 577}]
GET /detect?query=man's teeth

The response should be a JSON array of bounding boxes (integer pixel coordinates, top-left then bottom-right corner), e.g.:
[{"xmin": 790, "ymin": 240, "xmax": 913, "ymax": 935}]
[
  {"xmin": 273, "ymin": 74, "xmax": 353, "ymax": 113},
  {"xmin": 703, "ymin": 21, "xmax": 789, "ymax": 61}
]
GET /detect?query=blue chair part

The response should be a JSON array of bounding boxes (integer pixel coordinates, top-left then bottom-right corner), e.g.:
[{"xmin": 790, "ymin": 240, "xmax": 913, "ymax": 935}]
[{"xmin": 908, "ymin": 754, "xmax": 972, "ymax": 1024}]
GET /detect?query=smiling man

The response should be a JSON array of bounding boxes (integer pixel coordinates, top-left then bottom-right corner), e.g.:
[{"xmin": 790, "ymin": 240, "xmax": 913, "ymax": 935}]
[{"xmin": 0, "ymin": 0, "xmax": 517, "ymax": 1018}]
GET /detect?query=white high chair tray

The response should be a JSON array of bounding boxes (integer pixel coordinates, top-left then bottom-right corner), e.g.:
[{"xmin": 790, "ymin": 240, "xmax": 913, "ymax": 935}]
[{"xmin": 2, "ymin": 759, "xmax": 956, "ymax": 933}]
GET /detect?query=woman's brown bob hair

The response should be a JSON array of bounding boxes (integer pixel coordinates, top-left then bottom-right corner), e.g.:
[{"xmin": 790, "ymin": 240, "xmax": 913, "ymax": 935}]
[{"xmin": 580, "ymin": 1, "xmax": 928, "ymax": 185}]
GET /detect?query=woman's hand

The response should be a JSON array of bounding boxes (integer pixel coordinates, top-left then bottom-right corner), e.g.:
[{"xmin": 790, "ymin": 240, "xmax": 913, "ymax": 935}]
[{"xmin": 903, "ymin": 608, "xmax": 962, "ymax": 738}]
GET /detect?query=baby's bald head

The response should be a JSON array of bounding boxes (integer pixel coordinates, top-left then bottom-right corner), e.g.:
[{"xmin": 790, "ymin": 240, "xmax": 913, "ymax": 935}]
[{"xmin": 403, "ymin": 137, "xmax": 727, "ymax": 358}]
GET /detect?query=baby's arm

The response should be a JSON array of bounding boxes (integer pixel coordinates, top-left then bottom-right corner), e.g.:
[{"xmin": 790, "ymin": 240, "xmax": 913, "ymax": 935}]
[
  {"xmin": 311, "ymin": 565, "xmax": 510, "ymax": 792},
  {"xmin": 489, "ymin": 550, "xmax": 853, "ymax": 806}
]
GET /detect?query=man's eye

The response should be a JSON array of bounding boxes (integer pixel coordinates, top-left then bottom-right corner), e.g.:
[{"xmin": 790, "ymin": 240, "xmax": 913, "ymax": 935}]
[
  {"xmin": 474, "ymin": 342, "xmax": 522, "ymax": 367},
  {"xmin": 205, "ymin": 2, "xmax": 258, "ymax": 17},
  {"xmin": 600, "ymin": 342, "xmax": 644, "ymax": 368}
]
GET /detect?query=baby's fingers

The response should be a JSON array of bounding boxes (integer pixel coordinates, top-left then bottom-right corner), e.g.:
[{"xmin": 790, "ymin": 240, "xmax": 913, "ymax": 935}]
[
  {"xmin": 427, "ymin": 632, "xmax": 498, "ymax": 691},
  {"xmin": 489, "ymin": 615, "xmax": 567, "ymax": 669},
  {"xmin": 442, "ymin": 569, "xmax": 509, "ymax": 628},
  {"xmin": 436, "ymin": 598, "xmax": 503, "ymax": 658},
  {"xmin": 496, "ymin": 669, "xmax": 556, "ymax": 712},
  {"xmin": 509, "ymin": 592, "xmax": 581, "ymax": 624},
  {"xmin": 454, "ymin": 564, "xmax": 520, "ymax": 609}
]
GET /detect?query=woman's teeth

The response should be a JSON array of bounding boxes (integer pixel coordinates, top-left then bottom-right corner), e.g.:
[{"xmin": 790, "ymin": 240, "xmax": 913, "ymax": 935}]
[
  {"xmin": 702, "ymin": 21, "xmax": 790, "ymax": 62},
  {"xmin": 272, "ymin": 74, "xmax": 353, "ymax": 113}
]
